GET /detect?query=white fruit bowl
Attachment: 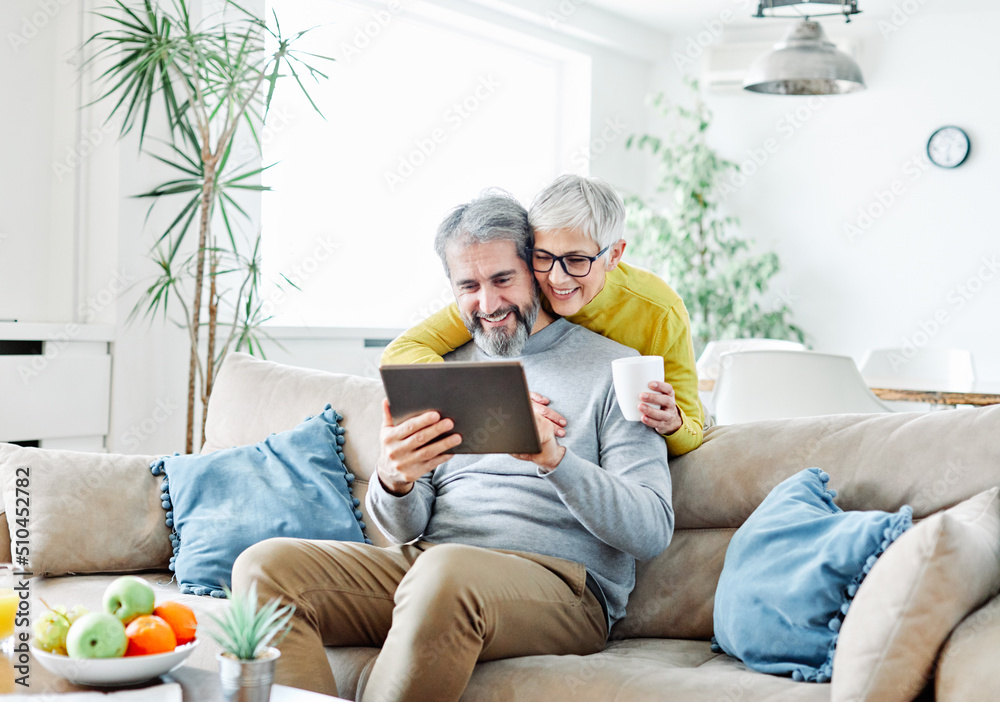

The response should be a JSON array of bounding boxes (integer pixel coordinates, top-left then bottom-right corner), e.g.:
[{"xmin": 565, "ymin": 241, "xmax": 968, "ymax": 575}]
[{"xmin": 30, "ymin": 639, "xmax": 200, "ymax": 686}]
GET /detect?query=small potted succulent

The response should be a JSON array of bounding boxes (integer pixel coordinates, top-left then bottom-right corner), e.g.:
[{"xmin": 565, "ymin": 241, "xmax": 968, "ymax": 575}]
[{"xmin": 209, "ymin": 582, "xmax": 296, "ymax": 702}]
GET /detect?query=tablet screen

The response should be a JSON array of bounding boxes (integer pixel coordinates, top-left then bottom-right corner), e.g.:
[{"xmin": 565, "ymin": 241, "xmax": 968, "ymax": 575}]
[{"xmin": 379, "ymin": 362, "xmax": 541, "ymax": 454}]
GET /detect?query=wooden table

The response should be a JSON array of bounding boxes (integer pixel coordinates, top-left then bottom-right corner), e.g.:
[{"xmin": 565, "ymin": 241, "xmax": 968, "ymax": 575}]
[
  {"xmin": 698, "ymin": 379, "xmax": 1000, "ymax": 407},
  {"xmin": 1, "ymin": 652, "xmax": 345, "ymax": 700}
]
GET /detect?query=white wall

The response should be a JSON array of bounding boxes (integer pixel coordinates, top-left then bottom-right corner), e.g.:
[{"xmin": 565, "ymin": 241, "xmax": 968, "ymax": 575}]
[
  {"xmin": 415, "ymin": 0, "xmax": 660, "ymax": 198},
  {"xmin": 2, "ymin": 0, "xmax": 192, "ymax": 455},
  {"xmin": 652, "ymin": 9, "xmax": 1000, "ymax": 382},
  {"xmin": 1, "ymin": 1, "xmax": 65, "ymax": 323},
  {"xmin": 1, "ymin": 0, "xmax": 663, "ymax": 454}
]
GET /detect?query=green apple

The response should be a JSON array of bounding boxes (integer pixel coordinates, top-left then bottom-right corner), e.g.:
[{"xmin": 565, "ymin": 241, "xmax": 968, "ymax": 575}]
[
  {"xmin": 103, "ymin": 576, "xmax": 155, "ymax": 624},
  {"xmin": 66, "ymin": 612, "xmax": 128, "ymax": 659}
]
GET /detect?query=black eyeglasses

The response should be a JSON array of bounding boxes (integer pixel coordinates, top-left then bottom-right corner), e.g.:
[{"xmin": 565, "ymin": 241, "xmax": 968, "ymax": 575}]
[{"xmin": 527, "ymin": 246, "xmax": 610, "ymax": 278}]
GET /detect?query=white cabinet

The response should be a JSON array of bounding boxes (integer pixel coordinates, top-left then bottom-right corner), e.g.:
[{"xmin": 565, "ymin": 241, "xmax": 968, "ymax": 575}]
[{"xmin": 0, "ymin": 323, "xmax": 113, "ymax": 451}]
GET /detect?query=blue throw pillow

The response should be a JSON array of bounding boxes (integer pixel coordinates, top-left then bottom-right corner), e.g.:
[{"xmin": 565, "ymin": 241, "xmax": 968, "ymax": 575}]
[
  {"xmin": 711, "ymin": 467, "xmax": 912, "ymax": 683},
  {"xmin": 149, "ymin": 404, "xmax": 369, "ymax": 596}
]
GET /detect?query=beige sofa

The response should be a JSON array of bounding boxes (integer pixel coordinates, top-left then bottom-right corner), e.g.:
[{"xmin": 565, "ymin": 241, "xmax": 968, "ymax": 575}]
[{"xmin": 3, "ymin": 351, "xmax": 1000, "ymax": 700}]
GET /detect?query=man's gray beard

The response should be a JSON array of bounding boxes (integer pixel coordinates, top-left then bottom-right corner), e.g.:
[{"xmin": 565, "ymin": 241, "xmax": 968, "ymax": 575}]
[{"xmin": 465, "ymin": 296, "xmax": 540, "ymax": 358}]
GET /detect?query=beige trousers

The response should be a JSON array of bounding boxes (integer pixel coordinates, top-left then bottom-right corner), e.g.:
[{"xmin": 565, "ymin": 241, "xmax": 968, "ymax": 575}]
[{"xmin": 231, "ymin": 538, "xmax": 607, "ymax": 702}]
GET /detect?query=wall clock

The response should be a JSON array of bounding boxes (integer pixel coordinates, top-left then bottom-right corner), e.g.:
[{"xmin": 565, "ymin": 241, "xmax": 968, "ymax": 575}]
[{"xmin": 927, "ymin": 126, "xmax": 970, "ymax": 168}]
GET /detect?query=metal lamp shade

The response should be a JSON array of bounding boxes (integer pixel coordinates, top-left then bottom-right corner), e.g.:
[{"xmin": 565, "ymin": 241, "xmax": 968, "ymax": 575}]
[{"xmin": 743, "ymin": 20, "xmax": 865, "ymax": 95}]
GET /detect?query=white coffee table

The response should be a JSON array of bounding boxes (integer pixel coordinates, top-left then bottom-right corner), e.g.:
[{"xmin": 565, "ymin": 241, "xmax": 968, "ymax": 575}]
[{"xmin": 1, "ymin": 652, "xmax": 348, "ymax": 701}]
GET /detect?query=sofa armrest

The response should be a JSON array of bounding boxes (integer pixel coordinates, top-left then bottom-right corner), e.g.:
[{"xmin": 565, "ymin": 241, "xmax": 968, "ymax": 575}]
[
  {"xmin": 936, "ymin": 592, "xmax": 1000, "ymax": 699},
  {"xmin": 0, "ymin": 510, "xmax": 10, "ymax": 562}
]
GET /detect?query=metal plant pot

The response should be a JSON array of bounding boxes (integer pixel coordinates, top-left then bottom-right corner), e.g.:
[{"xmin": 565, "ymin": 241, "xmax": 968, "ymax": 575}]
[{"xmin": 217, "ymin": 647, "xmax": 281, "ymax": 702}]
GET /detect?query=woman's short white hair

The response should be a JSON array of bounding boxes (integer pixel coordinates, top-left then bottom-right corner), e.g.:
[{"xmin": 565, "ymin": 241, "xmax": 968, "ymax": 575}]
[{"xmin": 528, "ymin": 174, "xmax": 626, "ymax": 254}]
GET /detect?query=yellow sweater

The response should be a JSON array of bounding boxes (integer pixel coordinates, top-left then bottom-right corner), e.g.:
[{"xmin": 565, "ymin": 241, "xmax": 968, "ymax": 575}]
[{"xmin": 381, "ymin": 262, "xmax": 705, "ymax": 456}]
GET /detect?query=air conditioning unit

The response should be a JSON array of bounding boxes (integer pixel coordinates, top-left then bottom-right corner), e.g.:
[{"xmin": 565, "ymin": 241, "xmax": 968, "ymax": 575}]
[{"xmin": 703, "ymin": 37, "xmax": 861, "ymax": 93}]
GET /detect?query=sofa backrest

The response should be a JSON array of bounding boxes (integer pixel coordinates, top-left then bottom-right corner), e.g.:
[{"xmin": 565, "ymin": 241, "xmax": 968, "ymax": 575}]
[
  {"xmin": 612, "ymin": 406, "xmax": 1000, "ymax": 641},
  {"xmin": 203, "ymin": 352, "xmax": 391, "ymax": 547}
]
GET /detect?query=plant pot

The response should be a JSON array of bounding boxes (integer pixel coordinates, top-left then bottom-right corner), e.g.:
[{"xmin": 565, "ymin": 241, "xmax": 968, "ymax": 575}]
[{"xmin": 217, "ymin": 647, "xmax": 281, "ymax": 702}]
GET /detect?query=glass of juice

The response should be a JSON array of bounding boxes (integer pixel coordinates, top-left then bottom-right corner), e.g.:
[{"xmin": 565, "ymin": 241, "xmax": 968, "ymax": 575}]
[{"xmin": 0, "ymin": 564, "xmax": 15, "ymax": 655}]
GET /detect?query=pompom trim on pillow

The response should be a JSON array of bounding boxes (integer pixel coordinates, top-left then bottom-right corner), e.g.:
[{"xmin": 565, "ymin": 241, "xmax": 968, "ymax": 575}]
[
  {"xmin": 711, "ymin": 468, "xmax": 913, "ymax": 683},
  {"xmin": 149, "ymin": 403, "xmax": 371, "ymax": 597},
  {"xmin": 802, "ymin": 471, "xmax": 913, "ymax": 682}
]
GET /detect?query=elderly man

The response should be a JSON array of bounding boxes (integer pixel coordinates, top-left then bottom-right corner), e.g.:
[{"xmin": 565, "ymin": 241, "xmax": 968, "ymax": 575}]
[{"xmin": 232, "ymin": 191, "xmax": 673, "ymax": 702}]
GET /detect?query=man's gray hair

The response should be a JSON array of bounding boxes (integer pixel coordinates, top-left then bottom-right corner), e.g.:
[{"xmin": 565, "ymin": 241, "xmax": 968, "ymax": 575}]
[
  {"xmin": 434, "ymin": 190, "xmax": 532, "ymax": 278},
  {"xmin": 528, "ymin": 174, "xmax": 626, "ymax": 257}
]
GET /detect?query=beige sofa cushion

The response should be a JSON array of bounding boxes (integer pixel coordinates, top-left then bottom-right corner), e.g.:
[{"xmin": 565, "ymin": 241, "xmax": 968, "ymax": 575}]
[
  {"xmin": 671, "ymin": 407, "xmax": 1000, "ymax": 528},
  {"xmin": 456, "ymin": 639, "xmax": 832, "ymax": 702},
  {"xmin": 620, "ymin": 406, "xmax": 1000, "ymax": 641},
  {"xmin": 202, "ymin": 352, "xmax": 389, "ymax": 546},
  {"xmin": 831, "ymin": 487, "xmax": 1000, "ymax": 702},
  {"xmin": 0, "ymin": 444, "xmax": 172, "ymax": 576},
  {"xmin": 935, "ymin": 591, "xmax": 1000, "ymax": 701}
]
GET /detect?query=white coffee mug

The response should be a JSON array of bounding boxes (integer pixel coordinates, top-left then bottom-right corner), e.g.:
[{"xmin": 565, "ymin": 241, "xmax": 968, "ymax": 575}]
[{"xmin": 612, "ymin": 356, "xmax": 663, "ymax": 421}]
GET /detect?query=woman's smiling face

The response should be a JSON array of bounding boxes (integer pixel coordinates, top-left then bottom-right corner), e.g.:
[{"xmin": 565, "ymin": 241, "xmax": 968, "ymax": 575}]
[{"xmin": 531, "ymin": 227, "xmax": 625, "ymax": 317}]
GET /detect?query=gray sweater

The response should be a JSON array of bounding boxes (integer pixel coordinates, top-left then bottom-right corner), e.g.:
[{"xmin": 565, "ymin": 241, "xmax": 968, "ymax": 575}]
[{"xmin": 367, "ymin": 318, "xmax": 674, "ymax": 625}]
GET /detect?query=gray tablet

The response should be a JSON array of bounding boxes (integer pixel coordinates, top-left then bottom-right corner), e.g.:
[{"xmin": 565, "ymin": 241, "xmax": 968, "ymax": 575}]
[{"xmin": 379, "ymin": 362, "xmax": 541, "ymax": 454}]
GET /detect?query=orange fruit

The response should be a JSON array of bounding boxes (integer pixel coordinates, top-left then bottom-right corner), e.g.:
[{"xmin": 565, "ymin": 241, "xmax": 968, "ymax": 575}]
[
  {"xmin": 153, "ymin": 601, "xmax": 197, "ymax": 646},
  {"xmin": 124, "ymin": 615, "xmax": 176, "ymax": 656}
]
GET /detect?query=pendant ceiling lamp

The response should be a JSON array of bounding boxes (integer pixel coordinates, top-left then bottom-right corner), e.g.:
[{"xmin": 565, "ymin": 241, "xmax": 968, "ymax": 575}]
[{"xmin": 744, "ymin": 0, "xmax": 865, "ymax": 95}]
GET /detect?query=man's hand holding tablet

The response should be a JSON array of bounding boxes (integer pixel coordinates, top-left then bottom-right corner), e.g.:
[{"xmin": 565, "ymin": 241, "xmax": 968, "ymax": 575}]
[{"xmin": 376, "ymin": 400, "xmax": 461, "ymax": 497}]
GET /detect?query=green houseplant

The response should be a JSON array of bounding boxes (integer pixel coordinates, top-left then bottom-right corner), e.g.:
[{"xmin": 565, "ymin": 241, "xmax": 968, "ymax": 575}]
[
  {"xmin": 85, "ymin": 0, "xmax": 331, "ymax": 451},
  {"xmin": 210, "ymin": 582, "xmax": 296, "ymax": 700},
  {"xmin": 625, "ymin": 79, "xmax": 806, "ymax": 356}
]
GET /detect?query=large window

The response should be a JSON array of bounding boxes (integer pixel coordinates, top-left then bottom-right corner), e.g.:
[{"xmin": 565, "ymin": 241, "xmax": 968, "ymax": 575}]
[{"xmin": 261, "ymin": 0, "xmax": 591, "ymax": 329}]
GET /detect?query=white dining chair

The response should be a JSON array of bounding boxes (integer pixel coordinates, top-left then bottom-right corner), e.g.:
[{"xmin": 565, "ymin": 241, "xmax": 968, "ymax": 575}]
[
  {"xmin": 697, "ymin": 339, "xmax": 808, "ymax": 419},
  {"xmin": 697, "ymin": 338, "xmax": 808, "ymax": 381},
  {"xmin": 860, "ymin": 348, "xmax": 976, "ymax": 393},
  {"xmin": 713, "ymin": 349, "xmax": 895, "ymax": 425}
]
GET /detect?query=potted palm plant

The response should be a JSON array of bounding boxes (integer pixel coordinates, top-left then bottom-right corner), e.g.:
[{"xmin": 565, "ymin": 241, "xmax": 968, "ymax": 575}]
[
  {"xmin": 85, "ymin": 0, "xmax": 332, "ymax": 452},
  {"xmin": 210, "ymin": 582, "xmax": 296, "ymax": 702}
]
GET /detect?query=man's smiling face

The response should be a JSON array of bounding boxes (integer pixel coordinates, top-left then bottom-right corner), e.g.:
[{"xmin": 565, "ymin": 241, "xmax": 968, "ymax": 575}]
[{"xmin": 446, "ymin": 238, "xmax": 541, "ymax": 357}]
